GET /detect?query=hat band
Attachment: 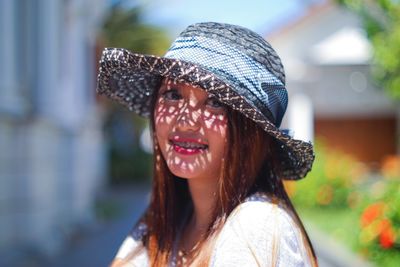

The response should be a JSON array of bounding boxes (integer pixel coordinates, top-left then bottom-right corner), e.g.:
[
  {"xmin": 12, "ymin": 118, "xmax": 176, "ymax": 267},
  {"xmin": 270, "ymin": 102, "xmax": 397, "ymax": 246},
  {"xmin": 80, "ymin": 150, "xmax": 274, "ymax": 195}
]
[{"xmin": 164, "ymin": 36, "xmax": 288, "ymax": 127}]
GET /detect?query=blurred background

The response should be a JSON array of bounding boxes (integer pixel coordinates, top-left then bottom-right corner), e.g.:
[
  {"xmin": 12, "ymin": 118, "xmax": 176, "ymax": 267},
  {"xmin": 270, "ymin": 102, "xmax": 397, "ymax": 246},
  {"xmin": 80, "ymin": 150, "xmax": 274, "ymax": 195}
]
[{"xmin": 0, "ymin": 0, "xmax": 399, "ymax": 266}]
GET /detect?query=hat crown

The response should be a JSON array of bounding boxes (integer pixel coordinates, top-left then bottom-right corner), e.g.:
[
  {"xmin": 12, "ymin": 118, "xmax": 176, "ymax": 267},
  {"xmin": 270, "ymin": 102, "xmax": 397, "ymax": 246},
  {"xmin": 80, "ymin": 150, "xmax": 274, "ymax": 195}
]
[
  {"xmin": 178, "ymin": 22, "xmax": 286, "ymax": 85},
  {"xmin": 165, "ymin": 22, "xmax": 288, "ymax": 127}
]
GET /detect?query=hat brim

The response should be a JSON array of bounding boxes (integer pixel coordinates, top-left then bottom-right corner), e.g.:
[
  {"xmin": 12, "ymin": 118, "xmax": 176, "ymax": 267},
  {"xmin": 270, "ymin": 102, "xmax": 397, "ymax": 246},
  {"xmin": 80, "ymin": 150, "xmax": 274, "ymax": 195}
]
[{"xmin": 97, "ymin": 48, "xmax": 314, "ymax": 180}]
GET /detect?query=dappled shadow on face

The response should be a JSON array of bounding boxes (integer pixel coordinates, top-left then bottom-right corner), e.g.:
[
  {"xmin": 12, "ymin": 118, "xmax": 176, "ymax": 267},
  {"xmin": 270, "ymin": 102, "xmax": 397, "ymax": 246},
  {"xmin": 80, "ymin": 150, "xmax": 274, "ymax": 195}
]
[{"xmin": 154, "ymin": 79, "xmax": 228, "ymax": 179}]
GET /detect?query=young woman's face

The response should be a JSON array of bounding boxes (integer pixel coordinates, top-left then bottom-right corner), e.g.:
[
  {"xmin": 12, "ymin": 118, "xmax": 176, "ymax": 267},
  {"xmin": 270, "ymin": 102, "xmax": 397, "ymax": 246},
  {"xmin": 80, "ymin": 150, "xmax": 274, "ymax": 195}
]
[{"xmin": 154, "ymin": 79, "xmax": 228, "ymax": 180}]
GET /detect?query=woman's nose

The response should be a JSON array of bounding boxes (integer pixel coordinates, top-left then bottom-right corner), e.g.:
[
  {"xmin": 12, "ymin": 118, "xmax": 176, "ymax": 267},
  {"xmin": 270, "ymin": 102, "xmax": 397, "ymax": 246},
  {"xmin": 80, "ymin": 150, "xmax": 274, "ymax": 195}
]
[{"xmin": 175, "ymin": 103, "xmax": 201, "ymax": 131}]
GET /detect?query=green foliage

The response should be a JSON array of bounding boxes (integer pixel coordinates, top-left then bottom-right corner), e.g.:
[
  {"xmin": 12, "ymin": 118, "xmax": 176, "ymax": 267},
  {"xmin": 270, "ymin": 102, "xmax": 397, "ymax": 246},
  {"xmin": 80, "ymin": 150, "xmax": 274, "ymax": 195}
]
[
  {"xmin": 299, "ymin": 205, "xmax": 400, "ymax": 267},
  {"xmin": 100, "ymin": 4, "xmax": 170, "ymax": 184},
  {"xmin": 102, "ymin": 6, "xmax": 170, "ymax": 55},
  {"xmin": 358, "ymin": 179, "xmax": 400, "ymax": 248},
  {"xmin": 109, "ymin": 142, "xmax": 153, "ymax": 184},
  {"xmin": 367, "ymin": 249, "xmax": 400, "ymax": 267},
  {"xmin": 336, "ymin": 0, "xmax": 400, "ymax": 100},
  {"xmin": 297, "ymin": 207, "xmax": 360, "ymax": 250},
  {"xmin": 95, "ymin": 199, "xmax": 122, "ymax": 221},
  {"xmin": 290, "ymin": 141, "xmax": 400, "ymax": 266},
  {"xmin": 104, "ymin": 107, "xmax": 153, "ymax": 185},
  {"xmin": 288, "ymin": 140, "xmax": 366, "ymax": 209}
]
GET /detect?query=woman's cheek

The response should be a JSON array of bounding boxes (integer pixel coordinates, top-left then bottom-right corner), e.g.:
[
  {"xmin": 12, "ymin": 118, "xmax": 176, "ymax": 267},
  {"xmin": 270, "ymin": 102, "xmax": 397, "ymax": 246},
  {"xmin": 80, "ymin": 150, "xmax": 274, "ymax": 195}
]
[
  {"xmin": 155, "ymin": 102, "xmax": 179, "ymax": 125},
  {"xmin": 203, "ymin": 112, "xmax": 227, "ymax": 134}
]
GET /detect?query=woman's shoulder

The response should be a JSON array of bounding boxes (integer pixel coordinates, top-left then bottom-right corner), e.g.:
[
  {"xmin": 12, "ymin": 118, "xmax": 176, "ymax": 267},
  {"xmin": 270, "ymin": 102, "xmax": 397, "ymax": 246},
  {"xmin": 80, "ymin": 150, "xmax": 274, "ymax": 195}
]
[
  {"xmin": 210, "ymin": 192, "xmax": 313, "ymax": 266},
  {"xmin": 113, "ymin": 222, "xmax": 149, "ymax": 264},
  {"xmin": 227, "ymin": 192, "xmax": 292, "ymax": 226}
]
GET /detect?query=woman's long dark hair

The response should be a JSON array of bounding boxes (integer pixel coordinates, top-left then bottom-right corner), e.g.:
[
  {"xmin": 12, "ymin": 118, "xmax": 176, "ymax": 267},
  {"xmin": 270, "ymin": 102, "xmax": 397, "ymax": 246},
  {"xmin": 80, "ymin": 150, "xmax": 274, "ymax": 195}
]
[{"xmin": 141, "ymin": 94, "xmax": 318, "ymax": 266}]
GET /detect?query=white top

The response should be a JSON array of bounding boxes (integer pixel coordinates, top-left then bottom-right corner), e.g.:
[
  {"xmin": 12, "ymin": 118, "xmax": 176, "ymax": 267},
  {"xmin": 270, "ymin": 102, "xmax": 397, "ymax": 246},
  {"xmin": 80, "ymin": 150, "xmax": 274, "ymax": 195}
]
[{"xmin": 115, "ymin": 193, "xmax": 313, "ymax": 266}]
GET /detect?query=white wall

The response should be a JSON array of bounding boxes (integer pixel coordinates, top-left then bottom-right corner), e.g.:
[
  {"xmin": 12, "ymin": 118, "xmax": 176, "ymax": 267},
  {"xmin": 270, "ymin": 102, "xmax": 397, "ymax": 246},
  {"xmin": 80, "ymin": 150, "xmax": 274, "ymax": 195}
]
[
  {"xmin": 0, "ymin": 0, "xmax": 107, "ymax": 262},
  {"xmin": 268, "ymin": 2, "xmax": 398, "ymax": 143}
]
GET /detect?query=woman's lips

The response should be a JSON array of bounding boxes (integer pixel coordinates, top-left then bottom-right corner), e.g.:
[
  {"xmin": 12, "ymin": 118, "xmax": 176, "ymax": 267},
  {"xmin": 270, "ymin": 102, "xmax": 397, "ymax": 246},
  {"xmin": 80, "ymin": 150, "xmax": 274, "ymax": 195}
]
[
  {"xmin": 172, "ymin": 144, "xmax": 204, "ymax": 155},
  {"xmin": 169, "ymin": 136, "xmax": 208, "ymax": 155}
]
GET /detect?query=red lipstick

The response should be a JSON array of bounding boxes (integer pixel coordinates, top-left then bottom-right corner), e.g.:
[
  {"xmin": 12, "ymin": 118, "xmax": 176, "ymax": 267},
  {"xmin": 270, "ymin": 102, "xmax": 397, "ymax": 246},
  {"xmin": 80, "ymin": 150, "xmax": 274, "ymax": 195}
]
[{"xmin": 169, "ymin": 136, "xmax": 208, "ymax": 155}]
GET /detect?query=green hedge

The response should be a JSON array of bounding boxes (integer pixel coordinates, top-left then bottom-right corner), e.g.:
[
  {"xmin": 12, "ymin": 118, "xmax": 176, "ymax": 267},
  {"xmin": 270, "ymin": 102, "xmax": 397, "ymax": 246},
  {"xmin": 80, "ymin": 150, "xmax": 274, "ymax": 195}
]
[{"xmin": 287, "ymin": 140, "xmax": 400, "ymax": 267}]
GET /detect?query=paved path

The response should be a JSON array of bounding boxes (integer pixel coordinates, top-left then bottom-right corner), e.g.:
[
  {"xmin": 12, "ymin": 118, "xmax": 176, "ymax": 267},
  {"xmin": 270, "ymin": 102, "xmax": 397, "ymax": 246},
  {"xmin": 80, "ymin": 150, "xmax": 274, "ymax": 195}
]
[
  {"xmin": 48, "ymin": 186, "xmax": 150, "ymax": 267},
  {"xmin": 46, "ymin": 187, "xmax": 374, "ymax": 267},
  {"xmin": 306, "ymin": 224, "xmax": 375, "ymax": 267}
]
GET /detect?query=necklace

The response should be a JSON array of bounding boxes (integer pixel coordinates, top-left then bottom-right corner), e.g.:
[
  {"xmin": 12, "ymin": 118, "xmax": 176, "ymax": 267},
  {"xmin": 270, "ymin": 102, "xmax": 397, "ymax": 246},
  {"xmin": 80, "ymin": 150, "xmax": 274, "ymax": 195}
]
[{"xmin": 175, "ymin": 239, "xmax": 201, "ymax": 267}]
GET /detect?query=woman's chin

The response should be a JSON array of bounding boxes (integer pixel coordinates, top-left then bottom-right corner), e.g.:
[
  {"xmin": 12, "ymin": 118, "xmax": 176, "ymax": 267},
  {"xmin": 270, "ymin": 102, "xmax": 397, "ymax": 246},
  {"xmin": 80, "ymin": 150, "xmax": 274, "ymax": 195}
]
[{"xmin": 167, "ymin": 163, "xmax": 201, "ymax": 179}]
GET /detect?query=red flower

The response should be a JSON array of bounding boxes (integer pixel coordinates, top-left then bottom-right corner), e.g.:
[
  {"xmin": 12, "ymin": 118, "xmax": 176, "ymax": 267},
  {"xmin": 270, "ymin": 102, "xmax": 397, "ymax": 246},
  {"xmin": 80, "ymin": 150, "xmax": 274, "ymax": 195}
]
[
  {"xmin": 379, "ymin": 220, "xmax": 396, "ymax": 249},
  {"xmin": 361, "ymin": 202, "xmax": 385, "ymax": 227}
]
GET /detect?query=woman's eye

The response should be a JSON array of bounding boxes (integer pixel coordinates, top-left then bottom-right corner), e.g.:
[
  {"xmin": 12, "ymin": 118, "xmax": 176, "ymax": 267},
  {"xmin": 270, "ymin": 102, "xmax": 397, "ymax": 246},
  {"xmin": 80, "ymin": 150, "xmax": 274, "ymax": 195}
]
[
  {"xmin": 206, "ymin": 97, "xmax": 224, "ymax": 109},
  {"xmin": 162, "ymin": 89, "xmax": 182, "ymax": 101}
]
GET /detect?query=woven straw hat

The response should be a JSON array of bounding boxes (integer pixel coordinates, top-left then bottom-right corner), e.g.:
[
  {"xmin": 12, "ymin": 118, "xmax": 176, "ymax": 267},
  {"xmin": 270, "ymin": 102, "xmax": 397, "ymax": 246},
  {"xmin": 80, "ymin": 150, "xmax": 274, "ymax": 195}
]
[{"xmin": 97, "ymin": 22, "xmax": 314, "ymax": 180}]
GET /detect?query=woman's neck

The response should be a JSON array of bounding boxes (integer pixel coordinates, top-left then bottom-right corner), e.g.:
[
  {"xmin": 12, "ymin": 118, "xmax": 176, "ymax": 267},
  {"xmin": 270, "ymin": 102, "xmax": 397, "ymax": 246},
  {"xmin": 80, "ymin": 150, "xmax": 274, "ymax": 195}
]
[{"xmin": 187, "ymin": 178, "xmax": 218, "ymax": 229}]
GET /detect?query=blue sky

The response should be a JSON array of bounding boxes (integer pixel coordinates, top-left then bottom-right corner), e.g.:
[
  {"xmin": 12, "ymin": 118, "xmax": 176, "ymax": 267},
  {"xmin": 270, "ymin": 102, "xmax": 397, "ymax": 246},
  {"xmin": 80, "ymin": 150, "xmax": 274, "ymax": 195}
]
[{"xmin": 114, "ymin": 0, "xmax": 325, "ymax": 37}]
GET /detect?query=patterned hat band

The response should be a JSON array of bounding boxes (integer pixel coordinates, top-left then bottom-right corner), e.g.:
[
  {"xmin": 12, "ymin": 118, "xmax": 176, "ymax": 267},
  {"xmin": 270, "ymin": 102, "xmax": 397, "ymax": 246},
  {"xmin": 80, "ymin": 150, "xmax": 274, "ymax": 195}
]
[{"xmin": 164, "ymin": 36, "xmax": 288, "ymax": 127}]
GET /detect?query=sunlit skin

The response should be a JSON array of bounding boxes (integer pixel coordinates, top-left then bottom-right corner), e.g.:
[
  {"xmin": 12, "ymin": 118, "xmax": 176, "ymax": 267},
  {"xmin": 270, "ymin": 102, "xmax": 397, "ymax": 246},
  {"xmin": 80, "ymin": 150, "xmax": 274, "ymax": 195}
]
[
  {"xmin": 155, "ymin": 79, "xmax": 228, "ymax": 182},
  {"xmin": 154, "ymin": 79, "xmax": 228, "ymax": 262}
]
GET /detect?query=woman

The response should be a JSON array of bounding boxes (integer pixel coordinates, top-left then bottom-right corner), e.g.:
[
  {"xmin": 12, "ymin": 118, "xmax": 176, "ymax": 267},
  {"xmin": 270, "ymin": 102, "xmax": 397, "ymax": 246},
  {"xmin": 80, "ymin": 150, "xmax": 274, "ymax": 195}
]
[{"xmin": 97, "ymin": 22, "xmax": 317, "ymax": 266}]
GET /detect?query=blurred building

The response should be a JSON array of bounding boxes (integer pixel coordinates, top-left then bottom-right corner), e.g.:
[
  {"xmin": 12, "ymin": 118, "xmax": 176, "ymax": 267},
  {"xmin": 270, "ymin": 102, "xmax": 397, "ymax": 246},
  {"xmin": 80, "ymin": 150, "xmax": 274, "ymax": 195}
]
[
  {"xmin": 270, "ymin": 1, "xmax": 400, "ymax": 166},
  {"xmin": 0, "ymin": 0, "xmax": 108, "ymax": 263}
]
